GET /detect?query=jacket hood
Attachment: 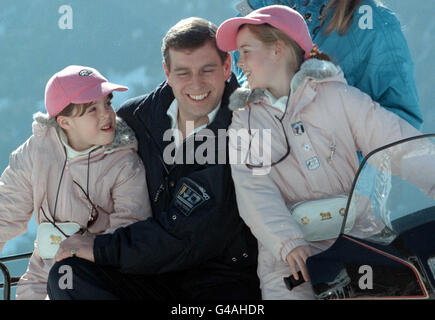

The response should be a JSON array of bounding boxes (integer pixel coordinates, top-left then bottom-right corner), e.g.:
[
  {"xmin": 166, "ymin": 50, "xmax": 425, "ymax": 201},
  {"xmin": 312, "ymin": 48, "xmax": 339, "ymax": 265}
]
[
  {"xmin": 228, "ymin": 58, "xmax": 345, "ymax": 111},
  {"xmin": 32, "ymin": 112, "xmax": 137, "ymax": 152}
]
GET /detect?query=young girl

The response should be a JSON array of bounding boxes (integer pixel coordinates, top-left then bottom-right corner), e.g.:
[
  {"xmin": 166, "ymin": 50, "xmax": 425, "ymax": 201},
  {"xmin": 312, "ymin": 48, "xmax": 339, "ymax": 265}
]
[
  {"xmin": 0, "ymin": 65, "xmax": 152, "ymax": 299},
  {"xmin": 231, "ymin": 0, "xmax": 423, "ymax": 130},
  {"xmin": 216, "ymin": 5, "xmax": 422, "ymax": 299}
]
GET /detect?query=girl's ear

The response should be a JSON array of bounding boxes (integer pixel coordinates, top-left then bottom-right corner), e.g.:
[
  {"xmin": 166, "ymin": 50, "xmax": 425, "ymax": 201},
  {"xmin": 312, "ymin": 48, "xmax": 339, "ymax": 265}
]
[
  {"xmin": 56, "ymin": 116, "xmax": 71, "ymax": 131},
  {"xmin": 273, "ymin": 40, "xmax": 286, "ymax": 60}
]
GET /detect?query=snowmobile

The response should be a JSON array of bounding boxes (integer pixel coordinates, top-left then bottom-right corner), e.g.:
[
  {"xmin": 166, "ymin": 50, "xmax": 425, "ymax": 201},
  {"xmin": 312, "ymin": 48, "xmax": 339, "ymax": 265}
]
[
  {"xmin": 285, "ymin": 133, "xmax": 435, "ymax": 299},
  {"xmin": 1, "ymin": 134, "xmax": 434, "ymax": 300}
]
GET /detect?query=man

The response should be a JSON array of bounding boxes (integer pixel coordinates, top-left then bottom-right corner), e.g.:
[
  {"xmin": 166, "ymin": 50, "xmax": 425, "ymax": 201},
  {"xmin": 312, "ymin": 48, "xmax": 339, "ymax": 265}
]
[{"xmin": 46, "ymin": 17, "xmax": 260, "ymax": 300}]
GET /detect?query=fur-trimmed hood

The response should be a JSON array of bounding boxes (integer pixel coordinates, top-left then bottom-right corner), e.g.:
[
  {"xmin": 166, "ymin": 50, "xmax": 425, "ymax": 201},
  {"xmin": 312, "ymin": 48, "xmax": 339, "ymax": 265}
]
[
  {"xmin": 32, "ymin": 112, "xmax": 137, "ymax": 152},
  {"xmin": 229, "ymin": 59, "xmax": 345, "ymax": 111}
]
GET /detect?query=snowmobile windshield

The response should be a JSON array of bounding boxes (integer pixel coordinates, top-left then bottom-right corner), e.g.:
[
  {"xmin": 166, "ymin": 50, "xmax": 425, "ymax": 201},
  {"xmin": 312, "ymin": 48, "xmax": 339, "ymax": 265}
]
[{"xmin": 341, "ymin": 134, "xmax": 435, "ymax": 245}]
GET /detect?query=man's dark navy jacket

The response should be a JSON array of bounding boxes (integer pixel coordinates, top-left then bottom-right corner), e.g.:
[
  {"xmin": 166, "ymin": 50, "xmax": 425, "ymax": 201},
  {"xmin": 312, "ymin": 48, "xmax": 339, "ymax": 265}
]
[{"xmin": 93, "ymin": 74, "xmax": 259, "ymax": 293}]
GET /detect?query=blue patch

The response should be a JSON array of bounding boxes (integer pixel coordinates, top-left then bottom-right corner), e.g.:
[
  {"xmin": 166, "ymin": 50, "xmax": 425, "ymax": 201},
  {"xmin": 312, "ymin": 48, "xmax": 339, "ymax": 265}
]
[{"xmin": 306, "ymin": 156, "xmax": 320, "ymax": 170}]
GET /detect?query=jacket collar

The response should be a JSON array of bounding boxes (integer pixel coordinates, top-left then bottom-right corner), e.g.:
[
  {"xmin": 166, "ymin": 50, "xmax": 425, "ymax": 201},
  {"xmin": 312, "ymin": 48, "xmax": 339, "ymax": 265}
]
[{"xmin": 228, "ymin": 59, "xmax": 345, "ymax": 113}]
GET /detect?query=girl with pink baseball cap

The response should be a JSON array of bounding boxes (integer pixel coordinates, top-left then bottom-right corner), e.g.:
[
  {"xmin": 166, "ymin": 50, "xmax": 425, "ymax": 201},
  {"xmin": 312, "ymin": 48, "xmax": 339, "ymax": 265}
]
[
  {"xmin": 0, "ymin": 65, "xmax": 152, "ymax": 299},
  {"xmin": 216, "ymin": 5, "xmax": 422, "ymax": 299}
]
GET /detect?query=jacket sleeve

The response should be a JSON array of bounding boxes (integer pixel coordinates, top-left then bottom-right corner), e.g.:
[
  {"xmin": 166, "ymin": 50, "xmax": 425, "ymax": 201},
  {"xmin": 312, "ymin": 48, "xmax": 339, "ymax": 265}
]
[
  {"xmin": 0, "ymin": 138, "xmax": 35, "ymax": 251},
  {"xmin": 93, "ymin": 160, "xmax": 244, "ymax": 274},
  {"xmin": 103, "ymin": 150, "xmax": 153, "ymax": 234},
  {"xmin": 340, "ymin": 84, "xmax": 435, "ymax": 198},
  {"xmin": 339, "ymin": 83, "xmax": 421, "ymax": 155},
  {"xmin": 228, "ymin": 113, "xmax": 308, "ymax": 263},
  {"xmin": 350, "ymin": 7, "xmax": 423, "ymax": 130}
]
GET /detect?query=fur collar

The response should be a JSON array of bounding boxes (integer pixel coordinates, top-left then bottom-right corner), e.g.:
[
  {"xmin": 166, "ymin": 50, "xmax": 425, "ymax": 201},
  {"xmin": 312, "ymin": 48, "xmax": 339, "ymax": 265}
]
[
  {"xmin": 32, "ymin": 112, "xmax": 137, "ymax": 151},
  {"xmin": 229, "ymin": 59, "xmax": 343, "ymax": 111}
]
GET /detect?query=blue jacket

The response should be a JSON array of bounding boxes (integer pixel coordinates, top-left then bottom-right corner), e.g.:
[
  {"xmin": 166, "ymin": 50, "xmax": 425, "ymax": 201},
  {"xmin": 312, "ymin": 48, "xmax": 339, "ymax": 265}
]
[{"xmin": 232, "ymin": 0, "xmax": 423, "ymax": 129}]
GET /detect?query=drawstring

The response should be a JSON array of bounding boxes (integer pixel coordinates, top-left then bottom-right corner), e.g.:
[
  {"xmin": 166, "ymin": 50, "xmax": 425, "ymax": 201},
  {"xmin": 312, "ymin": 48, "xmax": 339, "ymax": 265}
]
[
  {"xmin": 73, "ymin": 148, "xmax": 100, "ymax": 231},
  {"xmin": 40, "ymin": 156, "xmax": 68, "ymax": 237},
  {"xmin": 40, "ymin": 147, "xmax": 100, "ymax": 236}
]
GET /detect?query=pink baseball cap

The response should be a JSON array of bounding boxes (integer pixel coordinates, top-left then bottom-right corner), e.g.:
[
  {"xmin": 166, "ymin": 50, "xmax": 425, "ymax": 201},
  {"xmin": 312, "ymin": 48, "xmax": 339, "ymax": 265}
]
[
  {"xmin": 44, "ymin": 65, "xmax": 128, "ymax": 117},
  {"xmin": 216, "ymin": 5, "xmax": 314, "ymax": 60}
]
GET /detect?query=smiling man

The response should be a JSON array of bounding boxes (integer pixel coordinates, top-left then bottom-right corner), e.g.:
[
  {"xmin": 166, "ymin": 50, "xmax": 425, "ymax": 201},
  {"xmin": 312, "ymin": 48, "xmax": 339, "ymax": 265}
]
[{"xmin": 47, "ymin": 17, "xmax": 260, "ymax": 300}]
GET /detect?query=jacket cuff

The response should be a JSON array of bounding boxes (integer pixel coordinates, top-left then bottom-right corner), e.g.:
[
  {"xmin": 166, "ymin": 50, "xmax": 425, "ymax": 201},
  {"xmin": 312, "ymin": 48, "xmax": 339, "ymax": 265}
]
[
  {"xmin": 280, "ymin": 238, "xmax": 309, "ymax": 263},
  {"xmin": 93, "ymin": 233, "xmax": 117, "ymax": 267}
]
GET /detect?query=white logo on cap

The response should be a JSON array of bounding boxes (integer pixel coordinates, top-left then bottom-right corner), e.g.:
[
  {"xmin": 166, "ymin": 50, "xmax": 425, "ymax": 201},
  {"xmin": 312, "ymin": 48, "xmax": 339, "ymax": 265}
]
[{"xmin": 79, "ymin": 69, "xmax": 93, "ymax": 76}]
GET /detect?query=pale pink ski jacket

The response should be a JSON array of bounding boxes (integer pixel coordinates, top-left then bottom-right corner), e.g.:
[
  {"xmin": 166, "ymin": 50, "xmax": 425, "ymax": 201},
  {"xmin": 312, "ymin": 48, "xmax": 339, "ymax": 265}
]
[
  {"xmin": 228, "ymin": 59, "xmax": 421, "ymax": 299},
  {"xmin": 0, "ymin": 113, "xmax": 152, "ymax": 299}
]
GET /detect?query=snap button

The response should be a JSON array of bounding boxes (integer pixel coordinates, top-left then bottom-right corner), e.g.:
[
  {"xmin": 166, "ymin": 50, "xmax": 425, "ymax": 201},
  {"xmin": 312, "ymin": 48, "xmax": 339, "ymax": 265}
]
[
  {"xmin": 304, "ymin": 144, "xmax": 311, "ymax": 151},
  {"xmin": 243, "ymin": 253, "xmax": 248, "ymax": 258},
  {"xmin": 169, "ymin": 181, "xmax": 175, "ymax": 188},
  {"xmin": 172, "ymin": 215, "xmax": 177, "ymax": 220},
  {"xmin": 232, "ymin": 257, "xmax": 237, "ymax": 262}
]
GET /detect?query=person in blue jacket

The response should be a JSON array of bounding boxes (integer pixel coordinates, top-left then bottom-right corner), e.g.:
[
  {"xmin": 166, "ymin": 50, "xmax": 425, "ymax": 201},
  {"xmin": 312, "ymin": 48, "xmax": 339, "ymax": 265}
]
[{"xmin": 232, "ymin": 0, "xmax": 423, "ymax": 129}]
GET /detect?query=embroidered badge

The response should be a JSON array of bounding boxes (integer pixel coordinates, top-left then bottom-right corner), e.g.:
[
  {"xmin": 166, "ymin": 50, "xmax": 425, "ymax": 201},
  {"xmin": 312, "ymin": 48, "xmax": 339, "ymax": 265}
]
[
  {"xmin": 50, "ymin": 234, "xmax": 62, "ymax": 245},
  {"xmin": 301, "ymin": 216, "xmax": 310, "ymax": 225},
  {"xmin": 291, "ymin": 121, "xmax": 305, "ymax": 136},
  {"xmin": 320, "ymin": 212, "xmax": 332, "ymax": 221},
  {"xmin": 79, "ymin": 69, "xmax": 93, "ymax": 76},
  {"xmin": 306, "ymin": 156, "xmax": 320, "ymax": 170},
  {"xmin": 174, "ymin": 183, "xmax": 207, "ymax": 216}
]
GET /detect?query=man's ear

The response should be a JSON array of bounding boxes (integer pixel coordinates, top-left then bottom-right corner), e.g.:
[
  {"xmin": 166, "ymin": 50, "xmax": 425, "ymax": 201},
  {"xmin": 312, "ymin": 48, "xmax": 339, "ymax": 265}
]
[
  {"xmin": 163, "ymin": 61, "xmax": 172, "ymax": 87},
  {"xmin": 223, "ymin": 53, "xmax": 232, "ymax": 81},
  {"xmin": 56, "ymin": 116, "xmax": 71, "ymax": 131}
]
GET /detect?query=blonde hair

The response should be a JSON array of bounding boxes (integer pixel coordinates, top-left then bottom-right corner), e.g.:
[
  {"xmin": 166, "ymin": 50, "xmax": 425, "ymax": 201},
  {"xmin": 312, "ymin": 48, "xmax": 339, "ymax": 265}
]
[
  {"xmin": 241, "ymin": 24, "xmax": 332, "ymax": 71},
  {"xmin": 321, "ymin": 0, "xmax": 382, "ymax": 35}
]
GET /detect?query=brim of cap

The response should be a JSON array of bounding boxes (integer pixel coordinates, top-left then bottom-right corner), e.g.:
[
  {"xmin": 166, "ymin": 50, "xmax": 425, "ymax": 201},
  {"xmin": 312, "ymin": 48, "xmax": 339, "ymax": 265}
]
[
  {"xmin": 217, "ymin": 16, "xmax": 269, "ymax": 52},
  {"xmin": 70, "ymin": 81, "xmax": 128, "ymax": 104}
]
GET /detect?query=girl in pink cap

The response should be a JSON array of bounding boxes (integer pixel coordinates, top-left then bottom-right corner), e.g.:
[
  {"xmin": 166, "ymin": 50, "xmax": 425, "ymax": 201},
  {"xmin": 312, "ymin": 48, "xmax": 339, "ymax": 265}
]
[
  {"xmin": 0, "ymin": 65, "xmax": 152, "ymax": 299},
  {"xmin": 216, "ymin": 5, "xmax": 422, "ymax": 299}
]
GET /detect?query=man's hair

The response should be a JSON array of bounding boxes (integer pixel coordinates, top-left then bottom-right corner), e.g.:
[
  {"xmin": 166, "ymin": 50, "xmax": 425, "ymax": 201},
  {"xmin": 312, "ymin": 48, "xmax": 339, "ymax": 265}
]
[{"xmin": 162, "ymin": 17, "xmax": 228, "ymax": 70}]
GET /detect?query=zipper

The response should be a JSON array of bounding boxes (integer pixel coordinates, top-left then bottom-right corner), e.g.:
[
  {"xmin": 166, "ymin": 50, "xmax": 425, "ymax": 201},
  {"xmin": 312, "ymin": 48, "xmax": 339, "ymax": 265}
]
[{"xmin": 153, "ymin": 182, "xmax": 166, "ymax": 203}]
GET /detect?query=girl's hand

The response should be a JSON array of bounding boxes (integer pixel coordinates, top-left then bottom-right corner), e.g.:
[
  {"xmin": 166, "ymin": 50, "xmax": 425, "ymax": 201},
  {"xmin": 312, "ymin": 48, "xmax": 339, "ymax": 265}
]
[
  {"xmin": 54, "ymin": 233, "xmax": 96, "ymax": 263},
  {"xmin": 285, "ymin": 245, "xmax": 312, "ymax": 282}
]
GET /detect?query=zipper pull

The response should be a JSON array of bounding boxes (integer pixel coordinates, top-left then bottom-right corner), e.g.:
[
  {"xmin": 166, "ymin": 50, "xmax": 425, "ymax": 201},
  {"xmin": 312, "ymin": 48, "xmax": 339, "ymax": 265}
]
[{"xmin": 328, "ymin": 140, "xmax": 336, "ymax": 163}]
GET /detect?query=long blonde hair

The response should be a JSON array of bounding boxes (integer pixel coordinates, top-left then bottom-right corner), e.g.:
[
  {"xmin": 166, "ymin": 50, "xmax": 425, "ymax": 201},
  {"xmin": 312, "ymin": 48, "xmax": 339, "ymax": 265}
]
[
  {"xmin": 321, "ymin": 0, "xmax": 369, "ymax": 35},
  {"xmin": 242, "ymin": 24, "xmax": 332, "ymax": 72}
]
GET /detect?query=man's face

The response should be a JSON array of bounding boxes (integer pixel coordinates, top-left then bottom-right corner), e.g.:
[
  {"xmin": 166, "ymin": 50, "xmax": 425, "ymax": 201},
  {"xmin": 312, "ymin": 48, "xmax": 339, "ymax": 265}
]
[{"xmin": 164, "ymin": 41, "xmax": 231, "ymax": 126}]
